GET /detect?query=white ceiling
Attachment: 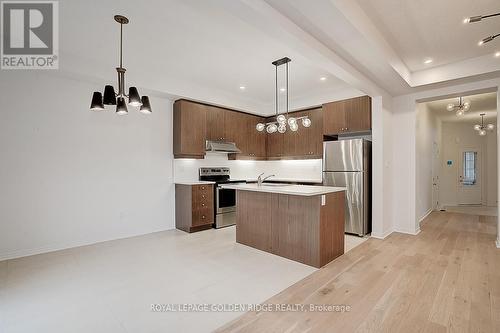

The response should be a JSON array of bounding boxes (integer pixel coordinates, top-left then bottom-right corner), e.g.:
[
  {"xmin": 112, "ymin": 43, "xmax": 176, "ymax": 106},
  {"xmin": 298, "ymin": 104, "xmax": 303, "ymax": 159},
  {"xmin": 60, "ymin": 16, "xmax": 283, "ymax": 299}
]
[
  {"xmin": 59, "ymin": 0, "xmax": 361, "ymax": 115},
  {"xmin": 356, "ymin": 0, "xmax": 500, "ymax": 72},
  {"xmin": 56, "ymin": 0, "xmax": 500, "ymax": 111},
  {"xmin": 425, "ymin": 92, "xmax": 497, "ymax": 123}
]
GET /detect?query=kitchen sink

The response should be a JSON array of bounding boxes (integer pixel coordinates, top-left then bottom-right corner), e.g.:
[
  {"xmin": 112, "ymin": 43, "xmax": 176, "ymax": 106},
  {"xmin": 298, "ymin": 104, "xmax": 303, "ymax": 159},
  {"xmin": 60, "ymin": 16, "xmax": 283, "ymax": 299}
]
[{"xmin": 260, "ymin": 183, "xmax": 293, "ymax": 187}]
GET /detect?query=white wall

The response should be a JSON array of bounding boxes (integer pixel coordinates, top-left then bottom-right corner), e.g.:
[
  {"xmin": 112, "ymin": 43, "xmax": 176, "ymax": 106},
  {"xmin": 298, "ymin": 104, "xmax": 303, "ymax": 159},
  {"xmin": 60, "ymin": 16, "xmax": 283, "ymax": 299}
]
[
  {"xmin": 439, "ymin": 121, "xmax": 497, "ymax": 207},
  {"xmin": 370, "ymin": 96, "xmax": 394, "ymax": 239},
  {"xmin": 415, "ymin": 103, "xmax": 440, "ymax": 220},
  {"xmin": 0, "ymin": 71, "xmax": 175, "ymax": 260},
  {"xmin": 174, "ymin": 154, "xmax": 322, "ymax": 182},
  {"xmin": 487, "ymin": 131, "xmax": 498, "ymax": 206}
]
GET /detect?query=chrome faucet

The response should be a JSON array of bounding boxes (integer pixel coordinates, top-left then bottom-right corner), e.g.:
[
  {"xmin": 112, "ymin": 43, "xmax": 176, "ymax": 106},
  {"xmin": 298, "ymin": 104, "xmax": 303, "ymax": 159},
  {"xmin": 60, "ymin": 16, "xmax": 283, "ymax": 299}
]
[{"xmin": 257, "ymin": 173, "xmax": 275, "ymax": 186}]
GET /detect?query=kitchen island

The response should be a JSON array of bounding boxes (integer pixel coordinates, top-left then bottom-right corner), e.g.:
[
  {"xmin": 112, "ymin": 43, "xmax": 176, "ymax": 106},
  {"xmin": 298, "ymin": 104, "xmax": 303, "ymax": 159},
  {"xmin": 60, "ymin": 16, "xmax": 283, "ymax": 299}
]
[{"xmin": 220, "ymin": 183, "xmax": 346, "ymax": 268}]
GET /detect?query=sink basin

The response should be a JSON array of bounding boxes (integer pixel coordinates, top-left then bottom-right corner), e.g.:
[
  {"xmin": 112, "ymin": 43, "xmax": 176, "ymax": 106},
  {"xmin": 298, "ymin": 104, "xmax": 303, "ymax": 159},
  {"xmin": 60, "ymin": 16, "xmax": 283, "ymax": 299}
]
[{"xmin": 260, "ymin": 183, "xmax": 293, "ymax": 187}]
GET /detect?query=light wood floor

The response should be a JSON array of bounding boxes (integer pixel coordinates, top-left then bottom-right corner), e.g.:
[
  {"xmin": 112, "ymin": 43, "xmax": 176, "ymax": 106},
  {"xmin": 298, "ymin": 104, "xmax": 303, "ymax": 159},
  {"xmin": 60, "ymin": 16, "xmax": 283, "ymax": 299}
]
[{"xmin": 216, "ymin": 212, "xmax": 500, "ymax": 333}]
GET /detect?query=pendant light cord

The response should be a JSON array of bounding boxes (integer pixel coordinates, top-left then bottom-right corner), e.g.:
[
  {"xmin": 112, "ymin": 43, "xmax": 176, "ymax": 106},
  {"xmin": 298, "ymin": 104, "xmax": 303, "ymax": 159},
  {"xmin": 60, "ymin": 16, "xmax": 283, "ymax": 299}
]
[
  {"xmin": 275, "ymin": 64, "xmax": 278, "ymax": 118},
  {"xmin": 120, "ymin": 23, "xmax": 123, "ymax": 69},
  {"xmin": 286, "ymin": 61, "xmax": 289, "ymax": 116}
]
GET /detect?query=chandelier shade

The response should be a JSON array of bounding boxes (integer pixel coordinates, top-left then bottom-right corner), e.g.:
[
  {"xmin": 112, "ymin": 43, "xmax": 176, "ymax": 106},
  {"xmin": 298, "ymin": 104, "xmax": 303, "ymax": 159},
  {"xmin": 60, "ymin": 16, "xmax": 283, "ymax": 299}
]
[
  {"xmin": 139, "ymin": 96, "xmax": 152, "ymax": 114},
  {"xmin": 116, "ymin": 97, "xmax": 128, "ymax": 115},
  {"xmin": 89, "ymin": 15, "xmax": 151, "ymax": 115},
  {"xmin": 103, "ymin": 85, "xmax": 117, "ymax": 105},
  {"xmin": 128, "ymin": 87, "xmax": 142, "ymax": 107},
  {"xmin": 90, "ymin": 92, "xmax": 105, "ymax": 111}
]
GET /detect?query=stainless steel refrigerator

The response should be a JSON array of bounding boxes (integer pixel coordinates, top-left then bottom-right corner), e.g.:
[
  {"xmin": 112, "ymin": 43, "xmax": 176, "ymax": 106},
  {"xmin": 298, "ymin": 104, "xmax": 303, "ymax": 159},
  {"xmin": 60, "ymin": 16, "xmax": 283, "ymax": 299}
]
[{"xmin": 323, "ymin": 139, "xmax": 371, "ymax": 236}]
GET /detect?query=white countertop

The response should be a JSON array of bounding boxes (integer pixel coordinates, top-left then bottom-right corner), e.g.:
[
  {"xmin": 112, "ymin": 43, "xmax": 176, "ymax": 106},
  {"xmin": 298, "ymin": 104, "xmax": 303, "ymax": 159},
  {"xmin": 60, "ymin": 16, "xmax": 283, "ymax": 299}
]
[
  {"xmin": 245, "ymin": 178, "xmax": 323, "ymax": 184},
  {"xmin": 220, "ymin": 183, "xmax": 345, "ymax": 196},
  {"xmin": 174, "ymin": 181, "xmax": 216, "ymax": 185}
]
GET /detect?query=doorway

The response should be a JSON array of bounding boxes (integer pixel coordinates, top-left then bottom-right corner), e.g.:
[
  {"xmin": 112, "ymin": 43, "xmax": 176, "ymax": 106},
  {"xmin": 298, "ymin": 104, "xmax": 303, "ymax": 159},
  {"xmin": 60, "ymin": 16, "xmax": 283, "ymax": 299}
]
[{"xmin": 416, "ymin": 91, "xmax": 497, "ymax": 218}]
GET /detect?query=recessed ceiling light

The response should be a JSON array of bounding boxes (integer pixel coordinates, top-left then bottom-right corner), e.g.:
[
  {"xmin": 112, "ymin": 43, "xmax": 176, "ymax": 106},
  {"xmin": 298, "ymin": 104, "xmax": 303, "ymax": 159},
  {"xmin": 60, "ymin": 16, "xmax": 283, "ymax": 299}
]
[
  {"xmin": 424, "ymin": 58, "xmax": 433, "ymax": 64},
  {"xmin": 239, "ymin": 86, "xmax": 246, "ymax": 90},
  {"xmin": 320, "ymin": 77, "xmax": 327, "ymax": 81},
  {"xmin": 495, "ymin": 52, "xmax": 500, "ymax": 57},
  {"xmin": 280, "ymin": 87, "xmax": 286, "ymax": 92}
]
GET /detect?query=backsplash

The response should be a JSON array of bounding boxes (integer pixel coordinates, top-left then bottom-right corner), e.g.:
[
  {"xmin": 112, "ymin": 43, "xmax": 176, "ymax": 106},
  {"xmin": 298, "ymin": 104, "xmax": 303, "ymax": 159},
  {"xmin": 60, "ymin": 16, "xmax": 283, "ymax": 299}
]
[{"xmin": 173, "ymin": 153, "xmax": 322, "ymax": 182}]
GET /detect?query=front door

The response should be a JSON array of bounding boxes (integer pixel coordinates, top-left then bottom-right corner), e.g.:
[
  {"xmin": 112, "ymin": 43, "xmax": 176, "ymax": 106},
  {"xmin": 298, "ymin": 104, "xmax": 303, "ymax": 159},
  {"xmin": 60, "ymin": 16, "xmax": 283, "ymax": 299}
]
[{"xmin": 458, "ymin": 149, "xmax": 482, "ymax": 205}]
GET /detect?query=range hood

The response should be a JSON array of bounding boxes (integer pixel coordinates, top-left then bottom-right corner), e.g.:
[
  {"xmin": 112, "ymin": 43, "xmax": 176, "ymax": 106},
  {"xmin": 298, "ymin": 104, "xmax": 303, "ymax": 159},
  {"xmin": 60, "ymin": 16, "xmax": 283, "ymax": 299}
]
[{"xmin": 205, "ymin": 140, "xmax": 241, "ymax": 153}]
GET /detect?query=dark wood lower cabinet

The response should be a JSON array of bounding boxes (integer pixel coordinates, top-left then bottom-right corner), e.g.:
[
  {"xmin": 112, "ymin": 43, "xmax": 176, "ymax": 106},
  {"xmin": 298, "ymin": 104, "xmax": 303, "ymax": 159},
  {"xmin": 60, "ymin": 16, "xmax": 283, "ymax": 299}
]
[
  {"xmin": 235, "ymin": 190, "xmax": 345, "ymax": 268},
  {"xmin": 175, "ymin": 184, "xmax": 214, "ymax": 233}
]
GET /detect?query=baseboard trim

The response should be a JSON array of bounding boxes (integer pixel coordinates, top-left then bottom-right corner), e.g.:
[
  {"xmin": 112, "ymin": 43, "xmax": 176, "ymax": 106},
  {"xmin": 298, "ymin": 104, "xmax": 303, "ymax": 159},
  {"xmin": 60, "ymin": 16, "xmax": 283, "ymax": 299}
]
[
  {"xmin": 418, "ymin": 209, "xmax": 433, "ymax": 223},
  {"xmin": 371, "ymin": 229, "xmax": 393, "ymax": 240},
  {"xmin": 0, "ymin": 225, "xmax": 175, "ymax": 262},
  {"xmin": 394, "ymin": 227, "xmax": 421, "ymax": 236}
]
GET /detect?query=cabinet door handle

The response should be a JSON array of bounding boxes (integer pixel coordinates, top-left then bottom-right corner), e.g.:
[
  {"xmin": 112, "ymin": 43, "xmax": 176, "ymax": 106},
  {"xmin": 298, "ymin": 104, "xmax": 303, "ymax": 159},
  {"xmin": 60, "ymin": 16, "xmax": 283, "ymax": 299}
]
[{"xmin": 201, "ymin": 215, "xmax": 205, "ymax": 219}]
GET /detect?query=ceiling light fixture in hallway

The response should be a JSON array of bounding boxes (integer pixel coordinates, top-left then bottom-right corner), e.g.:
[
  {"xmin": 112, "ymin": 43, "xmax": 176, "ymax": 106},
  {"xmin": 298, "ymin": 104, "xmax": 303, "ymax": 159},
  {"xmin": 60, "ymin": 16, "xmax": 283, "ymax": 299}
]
[{"xmin": 473, "ymin": 113, "xmax": 495, "ymax": 136}]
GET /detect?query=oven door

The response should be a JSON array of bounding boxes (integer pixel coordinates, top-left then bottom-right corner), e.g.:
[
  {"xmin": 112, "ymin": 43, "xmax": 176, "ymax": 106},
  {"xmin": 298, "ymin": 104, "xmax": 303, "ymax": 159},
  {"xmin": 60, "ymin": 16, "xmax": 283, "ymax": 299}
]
[{"xmin": 216, "ymin": 186, "xmax": 236, "ymax": 214}]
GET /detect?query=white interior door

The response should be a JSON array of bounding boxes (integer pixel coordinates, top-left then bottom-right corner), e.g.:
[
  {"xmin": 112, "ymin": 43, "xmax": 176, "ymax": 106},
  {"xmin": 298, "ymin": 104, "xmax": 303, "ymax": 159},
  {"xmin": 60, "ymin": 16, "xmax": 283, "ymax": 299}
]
[{"xmin": 457, "ymin": 149, "xmax": 482, "ymax": 205}]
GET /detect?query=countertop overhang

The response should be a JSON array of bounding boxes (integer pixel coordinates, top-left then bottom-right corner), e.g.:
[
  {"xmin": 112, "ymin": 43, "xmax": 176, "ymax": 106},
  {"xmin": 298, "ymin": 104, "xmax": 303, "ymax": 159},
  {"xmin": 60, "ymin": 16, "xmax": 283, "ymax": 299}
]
[{"xmin": 219, "ymin": 183, "xmax": 345, "ymax": 196}]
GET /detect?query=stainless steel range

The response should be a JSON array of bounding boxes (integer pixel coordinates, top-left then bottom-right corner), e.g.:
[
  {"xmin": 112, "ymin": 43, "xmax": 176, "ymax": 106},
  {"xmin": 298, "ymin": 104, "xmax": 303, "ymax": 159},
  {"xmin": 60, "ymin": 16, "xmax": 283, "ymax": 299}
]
[{"xmin": 199, "ymin": 167, "xmax": 245, "ymax": 228}]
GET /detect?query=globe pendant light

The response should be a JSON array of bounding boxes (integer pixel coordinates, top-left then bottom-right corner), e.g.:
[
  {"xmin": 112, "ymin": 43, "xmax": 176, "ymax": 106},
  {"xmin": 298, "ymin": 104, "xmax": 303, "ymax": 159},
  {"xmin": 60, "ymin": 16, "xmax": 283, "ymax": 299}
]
[
  {"xmin": 473, "ymin": 113, "xmax": 495, "ymax": 136},
  {"xmin": 255, "ymin": 57, "xmax": 311, "ymax": 133},
  {"xmin": 446, "ymin": 96, "xmax": 470, "ymax": 117},
  {"xmin": 89, "ymin": 15, "xmax": 152, "ymax": 115}
]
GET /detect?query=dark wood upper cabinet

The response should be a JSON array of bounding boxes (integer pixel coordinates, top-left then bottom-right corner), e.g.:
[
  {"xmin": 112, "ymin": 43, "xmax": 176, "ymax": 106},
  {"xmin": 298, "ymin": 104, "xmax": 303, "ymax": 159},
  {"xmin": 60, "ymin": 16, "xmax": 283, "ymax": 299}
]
[
  {"xmin": 323, "ymin": 96, "xmax": 371, "ymax": 135},
  {"xmin": 224, "ymin": 111, "xmax": 248, "ymax": 153},
  {"xmin": 323, "ymin": 101, "xmax": 346, "ymax": 135},
  {"xmin": 266, "ymin": 108, "xmax": 323, "ymax": 159},
  {"xmin": 173, "ymin": 97, "xmax": 367, "ymax": 160},
  {"xmin": 345, "ymin": 96, "xmax": 371, "ymax": 132},
  {"xmin": 173, "ymin": 100, "xmax": 206, "ymax": 159},
  {"xmin": 305, "ymin": 108, "xmax": 323, "ymax": 157},
  {"xmin": 246, "ymin": 115, "xmax": 266, "ymax": 158},
  {"xmin": 266, "ymin": 129, "xmax": 284, "ymax": 158},
  {"xmin": 205, "ymin": 105, "xmax": 225, "ymax": 141}
]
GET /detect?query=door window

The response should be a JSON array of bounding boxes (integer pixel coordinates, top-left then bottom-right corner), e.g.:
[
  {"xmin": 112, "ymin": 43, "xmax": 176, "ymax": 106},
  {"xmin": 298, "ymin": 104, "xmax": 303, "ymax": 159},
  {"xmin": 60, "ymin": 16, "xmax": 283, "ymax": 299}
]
[{"xmin": 462, "ymin": 151, "xmax": 477, "ymax": 186}]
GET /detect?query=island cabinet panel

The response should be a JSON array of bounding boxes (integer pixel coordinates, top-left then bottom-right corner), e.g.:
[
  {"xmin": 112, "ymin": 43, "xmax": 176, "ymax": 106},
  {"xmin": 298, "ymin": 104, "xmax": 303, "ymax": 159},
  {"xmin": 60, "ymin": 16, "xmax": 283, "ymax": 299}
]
[
  {"xmin": 173, "ymin": 100, "xmax": 207, "ymax": 159},
  {"xmin": 175, "ymin": 184, "xmax": 214, "ymax": 233},
  {"xmin": 235, "ymin": 190, "xmax": 345, "ymax": 268},
  {"xmin": 235, "ymin": 191, "xmax": 274, "ymax": 252},
  {"xmin": 271, "ymin": 194, "xmax": 321, "ymax": 267},
  {"xmin": 323, "ymin": 96, "xmax": 371, "ymax": 135}
]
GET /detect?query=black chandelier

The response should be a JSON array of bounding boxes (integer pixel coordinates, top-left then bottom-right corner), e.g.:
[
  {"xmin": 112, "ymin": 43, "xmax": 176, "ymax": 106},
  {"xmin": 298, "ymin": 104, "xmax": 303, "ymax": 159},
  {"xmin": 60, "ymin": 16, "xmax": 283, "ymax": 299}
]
[
  {"xmin": 90, "ymin": 15, "xmax": 152, "ymax": 115},
  {"xmin": 463, "ymin": 11, "xmax": 500, "ymax": 46}
]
